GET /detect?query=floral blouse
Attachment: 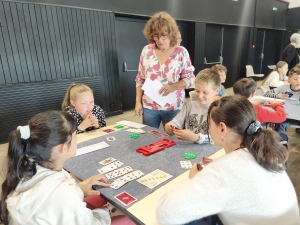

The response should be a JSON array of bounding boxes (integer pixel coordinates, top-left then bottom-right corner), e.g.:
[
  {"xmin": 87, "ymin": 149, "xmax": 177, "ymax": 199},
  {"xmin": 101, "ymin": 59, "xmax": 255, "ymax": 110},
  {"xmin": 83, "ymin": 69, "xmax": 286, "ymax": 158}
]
[
  {"xmin": 135, "ymin": 44, "xmax": 195, "ymax": 111},
  {"xmin": 66, "ymin": 105, "xmax": 106, "ymax": 134}
]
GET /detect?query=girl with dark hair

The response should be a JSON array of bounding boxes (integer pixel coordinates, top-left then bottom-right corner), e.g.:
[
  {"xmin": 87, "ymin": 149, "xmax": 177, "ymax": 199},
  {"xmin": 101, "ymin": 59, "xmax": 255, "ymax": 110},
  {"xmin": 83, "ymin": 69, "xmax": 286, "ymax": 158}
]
[
  {"xmin": 156, "ymin": 96, "xmax": 299, "ymax": 225},
  {"xmin": 0, "ymin": 111, "xmax": 133, "ymax": 225}
]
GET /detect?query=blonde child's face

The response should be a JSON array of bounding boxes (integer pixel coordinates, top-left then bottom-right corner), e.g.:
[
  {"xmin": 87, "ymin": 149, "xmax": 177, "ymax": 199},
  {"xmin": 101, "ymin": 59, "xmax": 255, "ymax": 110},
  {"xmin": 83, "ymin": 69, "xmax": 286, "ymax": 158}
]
[
  {"xmin": 194, "ymin": 81, "xmax": 219, "ymax": 107},
  {"xmin": 219, "ymin": 70, "xmax": 226, "ymax": 83},
  {"xmin": 70, "ymin": 91, "xmax": 95, "ymax": 117},
  {"xmin": 278, "ymin": 64, "xmax": 288, "ymax": 76},
  {"xmin": 288, "ymin": 73, "xmax": 300, "ymax": 90}
]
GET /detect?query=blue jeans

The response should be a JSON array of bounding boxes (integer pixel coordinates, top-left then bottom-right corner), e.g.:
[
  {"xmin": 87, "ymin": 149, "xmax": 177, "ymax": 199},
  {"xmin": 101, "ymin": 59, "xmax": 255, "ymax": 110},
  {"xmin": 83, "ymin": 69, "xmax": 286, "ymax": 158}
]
[
  {"xmin": 276, "ymin": 122, "xmax": 289, "ymax": 134},
  {"xmin": 142, "ymin": 108, "xmax": 180, "ymax": 129}
]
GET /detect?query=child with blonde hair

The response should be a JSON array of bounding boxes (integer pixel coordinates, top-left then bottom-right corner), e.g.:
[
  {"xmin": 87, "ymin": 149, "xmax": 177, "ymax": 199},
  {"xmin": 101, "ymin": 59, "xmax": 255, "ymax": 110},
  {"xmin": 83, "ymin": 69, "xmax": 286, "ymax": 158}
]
[
  {"xmin": 62, "ymin": 83, "xmax": 106, "ymax": 133},
  {"xmin": 260, "ymin": 61, "xmax": 288, "ymax": 95},
  {"xmin": 165, "ymin": 68, "xmax": 221, "ymax": 143}
]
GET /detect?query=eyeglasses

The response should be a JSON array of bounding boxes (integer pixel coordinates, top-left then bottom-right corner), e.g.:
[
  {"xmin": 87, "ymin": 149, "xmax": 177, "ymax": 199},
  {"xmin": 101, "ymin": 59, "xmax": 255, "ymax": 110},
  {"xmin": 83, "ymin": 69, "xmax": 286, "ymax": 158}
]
[{"xmin": 152, "ymin": 34, "xmax": 169, "ymax": 41}]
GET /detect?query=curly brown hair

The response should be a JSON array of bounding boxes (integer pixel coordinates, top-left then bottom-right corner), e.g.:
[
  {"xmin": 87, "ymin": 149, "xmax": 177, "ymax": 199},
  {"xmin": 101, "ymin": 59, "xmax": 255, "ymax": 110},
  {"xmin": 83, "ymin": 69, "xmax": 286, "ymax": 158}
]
[{"xmin": 143, "ymin": 11, "xmax": 179, "ymax": 47}]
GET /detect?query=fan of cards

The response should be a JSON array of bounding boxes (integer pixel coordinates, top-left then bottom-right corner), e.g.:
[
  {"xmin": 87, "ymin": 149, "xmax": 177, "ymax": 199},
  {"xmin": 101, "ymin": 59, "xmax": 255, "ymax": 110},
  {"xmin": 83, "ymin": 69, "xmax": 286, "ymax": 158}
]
[{"xmin": 98, "ymin": 157, "xmax": 144, "ymax": 189}]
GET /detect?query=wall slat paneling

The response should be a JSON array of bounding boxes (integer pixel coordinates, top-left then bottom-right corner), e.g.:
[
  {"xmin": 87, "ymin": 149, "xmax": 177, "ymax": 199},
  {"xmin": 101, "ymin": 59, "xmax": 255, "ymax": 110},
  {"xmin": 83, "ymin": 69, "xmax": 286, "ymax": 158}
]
[
  {"xmin": 0, "ymin": 1, "xmax": 122, "ymax": 143},
  {"xmin": 194, "ymin": 22, "xmax": 206, "ymax": 73}
]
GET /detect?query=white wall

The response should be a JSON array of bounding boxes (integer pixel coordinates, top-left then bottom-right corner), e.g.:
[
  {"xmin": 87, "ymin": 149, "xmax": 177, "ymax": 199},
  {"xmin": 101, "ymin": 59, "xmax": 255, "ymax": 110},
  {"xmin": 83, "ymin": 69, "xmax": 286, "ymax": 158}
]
[{"xmin": 288, "ymin": 0, "xmax": 300, "ymax": 8}]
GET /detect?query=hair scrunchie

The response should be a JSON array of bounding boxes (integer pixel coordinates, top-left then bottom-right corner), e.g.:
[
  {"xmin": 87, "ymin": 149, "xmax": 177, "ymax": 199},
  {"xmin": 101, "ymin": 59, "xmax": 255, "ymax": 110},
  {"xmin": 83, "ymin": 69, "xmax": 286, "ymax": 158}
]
[
  {"xmin": 17, "ymin": 125, "xmax": 30, "ymax": 140},
  {"xmin": 246, "ymin": 121, "xmax": 262, "ymax": 135}
]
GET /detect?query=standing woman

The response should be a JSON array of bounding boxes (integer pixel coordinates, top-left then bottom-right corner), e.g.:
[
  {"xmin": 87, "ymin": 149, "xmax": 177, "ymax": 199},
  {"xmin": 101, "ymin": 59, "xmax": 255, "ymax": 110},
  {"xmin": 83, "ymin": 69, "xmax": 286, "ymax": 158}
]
[
  {"xmin": 135, "ymin": 11, "xmax": 195, "ymax": 129},
  {"xmin": 281, "ymin": 33, "xmax": 300, "ymax": 74}
]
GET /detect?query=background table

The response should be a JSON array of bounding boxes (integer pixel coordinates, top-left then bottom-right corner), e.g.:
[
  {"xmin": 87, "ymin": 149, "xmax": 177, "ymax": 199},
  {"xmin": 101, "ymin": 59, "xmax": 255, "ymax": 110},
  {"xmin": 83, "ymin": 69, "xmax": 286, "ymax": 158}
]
[{"xmin": 64, "ymin": 125, "xmax": 221, "ymax": 224}]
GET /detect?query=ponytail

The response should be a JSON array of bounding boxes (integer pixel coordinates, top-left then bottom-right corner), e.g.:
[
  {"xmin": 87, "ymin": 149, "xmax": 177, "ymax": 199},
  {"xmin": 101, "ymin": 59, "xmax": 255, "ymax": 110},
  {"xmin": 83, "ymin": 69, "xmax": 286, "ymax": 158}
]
[
  {"xmin": 62, "ymin": 83, "xmax": 77, "ymax": 110},
  {"xmin": 0, "ymin": 130, "xmax": 37, "ymax": 224},
  {"xmin": 262, "ymin": 61, "xmax": 287, "ymax": 86},
  {"xmin": 242, "ymin": 125, "xmax": 288, "ymax": 172}
]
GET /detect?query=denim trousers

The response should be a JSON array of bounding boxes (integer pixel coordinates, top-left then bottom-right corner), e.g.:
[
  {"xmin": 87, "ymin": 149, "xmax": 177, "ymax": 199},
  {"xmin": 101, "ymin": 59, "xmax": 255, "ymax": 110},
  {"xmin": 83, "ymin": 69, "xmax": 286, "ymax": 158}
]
[{"xmin": 142, "ymin": 108, "xmax": 180, "ymax": 129}]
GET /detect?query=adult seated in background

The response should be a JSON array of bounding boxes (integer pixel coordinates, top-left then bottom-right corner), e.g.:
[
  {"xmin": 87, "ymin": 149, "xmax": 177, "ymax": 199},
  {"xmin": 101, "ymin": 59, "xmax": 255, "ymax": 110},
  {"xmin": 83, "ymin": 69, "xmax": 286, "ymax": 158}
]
[
  {"xmin": 0, "ymin": 111, "xmax": 134, "ymax": 225},
  {"xmin": 135, "ymin": 11, "xmax": 195, "ymax": 129},
  {"xmin": 156, "ymin": 95, "xmax": 299, "ymax": 225},
  {"xmin": 233, "ymin": 78, "xmax": 288, "ymax": 143},
  {"xmin": 260, "ymin": 61, "xmax": 288, "ymax": 95},
  {"xmin": 281, "ymin": 33, "xmax": 300, "ymax": 74}
]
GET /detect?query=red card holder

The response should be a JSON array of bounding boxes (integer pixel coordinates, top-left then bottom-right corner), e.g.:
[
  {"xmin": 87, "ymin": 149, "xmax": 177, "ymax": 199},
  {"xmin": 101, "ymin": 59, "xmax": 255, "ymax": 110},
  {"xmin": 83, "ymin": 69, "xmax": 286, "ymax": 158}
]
[
  {"xmin": 149, "ymin": 139, "xmax": 176, "ymax": 148},
  {"xmin": 136, "ymin": 145, "xmax": 165, "ymax": 156}
]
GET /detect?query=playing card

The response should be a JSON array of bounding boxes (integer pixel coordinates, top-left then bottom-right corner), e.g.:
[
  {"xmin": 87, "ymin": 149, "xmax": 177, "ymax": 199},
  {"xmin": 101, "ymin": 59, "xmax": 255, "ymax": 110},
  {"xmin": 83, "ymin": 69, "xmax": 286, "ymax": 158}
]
[
  {"xmin": 157, "ymin": 134, "xmax": 169, "ymax": 138},
  {"xmin": 103, "ymin": 129, "xmax": 115, "ymax": 133},
  {"xmin": 106, "ymin": 136, "xmax": 116, "ymax": 141},
  {"xmin": 121, "ymin": 170, "xmax": 144, "ymax": 182},
  {"xmin": 137, "ymin": 169, "xmax": 172, "ymax": 189},
  {"xmin": 114, "ymin": 192, "xmax": 137, "ymax": 206},
  {"xmin": 99, "ymin": 157, "xmax": 116, "ymax": 166},
  {"xmin": 110, "ymin": 178, "xmax": 128, "ymax": 189},
  {"xmin": 148, "ymin": 130, "xmax": 159, "ymax": 135},
  {"xmin": 98, "ymin": 161, "xmax": 123, "ymax": 174},
  {"xmin": 180, "ymin": 161, "xmax": 192, "ymax": 169},
  {"xmin": 105, "ymin": 166, "xmax": 133, "ymax": 179}
]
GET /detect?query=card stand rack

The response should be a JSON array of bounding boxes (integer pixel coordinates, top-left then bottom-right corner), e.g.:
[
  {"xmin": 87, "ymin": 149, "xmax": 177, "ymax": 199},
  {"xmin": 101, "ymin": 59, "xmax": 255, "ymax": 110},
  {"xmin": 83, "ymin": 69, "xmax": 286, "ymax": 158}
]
[{"xmin": 136, "ymin": 139, "xmax": 176, "ymax": 156}]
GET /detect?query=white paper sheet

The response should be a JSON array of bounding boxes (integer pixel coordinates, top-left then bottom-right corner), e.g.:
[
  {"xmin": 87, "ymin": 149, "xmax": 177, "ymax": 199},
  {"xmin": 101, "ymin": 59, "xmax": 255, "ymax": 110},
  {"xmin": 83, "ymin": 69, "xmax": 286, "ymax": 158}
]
[
  {"xmin": 251, "ymin": 96, "xmax": 285, "ymax": 102},
  {"xmin": 141, "ymin": 78, "xmax": 177, "ymax": 107},
  {"xmin": 75, "ymin": 141, "xmax": 110, "ymax": 156},
  {"xmin": 117, "ymin": 120, "xmax": 146, "ymax": 128}
]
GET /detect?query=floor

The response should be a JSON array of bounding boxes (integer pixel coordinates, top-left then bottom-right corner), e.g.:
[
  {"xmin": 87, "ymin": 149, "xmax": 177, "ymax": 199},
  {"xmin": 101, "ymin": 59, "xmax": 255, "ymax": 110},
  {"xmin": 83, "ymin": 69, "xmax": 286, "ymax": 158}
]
[{"xmin": 0, "ymin": 82, "xmax": 299, "ymax": 218}]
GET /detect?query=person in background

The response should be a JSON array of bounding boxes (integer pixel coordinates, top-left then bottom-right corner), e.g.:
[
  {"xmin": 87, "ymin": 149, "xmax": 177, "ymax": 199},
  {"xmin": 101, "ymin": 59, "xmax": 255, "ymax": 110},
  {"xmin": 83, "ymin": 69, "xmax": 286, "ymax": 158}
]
[
  {"xmin": 62, "ymin": 83, "xmax": 106, "ymax": 134},
  {"xmin": 233, "ymin": 78, "xmax": 288, "ymax": 142},
  {"xmin": 135, "ymin": 11, "xmax": 195, "ymax": 129},
  {"xmin": 281, "ymin": 33, "xmax": 300, "ymax": 74},
  {"xmin": 165, "ymin": 68, "xmax": 220, "ymax": 144},
  {"xmin": 211, "ymin": 64, "xmax": 227, "ymax": 97},
  {"xmin": 156, "ymin": 95, "xmax": 299, "ymax": 225},
  {"xmin": 260, "ymin": 61, "xmax": 289, "ymax": 95}
]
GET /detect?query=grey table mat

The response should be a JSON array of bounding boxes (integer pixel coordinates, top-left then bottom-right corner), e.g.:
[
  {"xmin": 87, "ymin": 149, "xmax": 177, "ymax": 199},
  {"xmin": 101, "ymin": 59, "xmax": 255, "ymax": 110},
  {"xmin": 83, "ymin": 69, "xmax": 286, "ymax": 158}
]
[{"xmin": 64, "ymin": 126, "xmax": 220, "ymax": 210}]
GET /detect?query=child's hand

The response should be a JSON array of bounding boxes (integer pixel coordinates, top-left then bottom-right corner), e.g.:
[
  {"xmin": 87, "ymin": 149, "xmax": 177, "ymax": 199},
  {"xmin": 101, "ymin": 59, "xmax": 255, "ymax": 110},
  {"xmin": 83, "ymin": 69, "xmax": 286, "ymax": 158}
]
[
  {"xmin": 90, "ymin": 114, "xmax": 99, "ymax": 128},
  {"xmin": 278, "ymin": 93, "xmax": 289, "ymax": 99},
  {"xmin": 78, "ymin": 174, "xmax": 110, "ymax": 196},
  {"xmin": 78, "ymin": 114, "xmax": 94, "ymax": 130},
  {"xmin": 173, "ymin": 129, "xmax": 199, "ymax": 142},
  {"xmin": 165, "ymin": 122, "xmax": 175, "ymax": 135},
  {"xmin": 189, "ymin": 163, "xmax": 201, "ymax": 179}
]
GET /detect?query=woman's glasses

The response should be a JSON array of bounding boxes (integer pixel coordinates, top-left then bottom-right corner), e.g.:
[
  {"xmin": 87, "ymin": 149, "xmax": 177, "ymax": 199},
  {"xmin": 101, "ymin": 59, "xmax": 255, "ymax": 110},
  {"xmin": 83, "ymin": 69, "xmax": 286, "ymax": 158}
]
[{"xmin": 152, "ymin": 34, "xmax": 169, "ymax": 41}]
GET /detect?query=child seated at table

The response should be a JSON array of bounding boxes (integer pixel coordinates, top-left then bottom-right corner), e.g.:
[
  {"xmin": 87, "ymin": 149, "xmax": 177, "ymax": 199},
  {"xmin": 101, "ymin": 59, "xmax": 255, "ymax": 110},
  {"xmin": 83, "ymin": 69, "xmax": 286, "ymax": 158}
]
[
  {"xmin": 263, "ymin": 66, "xmax": 300, "ymax": 99},
  {"xmin": 211, "ymin": 64, "xmax": 227, "ymax": 97},
  {"xmin": 260, "ymin": 61, "xmax": 288, "ymax": 95},
  {"xmin": 62, "ymin": 83, "xmax": 106, "ymax": 134},
  {"xmin": 156, "ymin": 95, "xmax": 299, "ymax": 225},
  {"xmin": 165, "ymin": 68, "xmax": 221, "ymax": 144},
  {"xmin": 233, "ymin": 78, "xmax": 288, "ymax": 142},
  {"xmin": 0, "ymin": 111, "xmax": 134, "ymax": 225}
]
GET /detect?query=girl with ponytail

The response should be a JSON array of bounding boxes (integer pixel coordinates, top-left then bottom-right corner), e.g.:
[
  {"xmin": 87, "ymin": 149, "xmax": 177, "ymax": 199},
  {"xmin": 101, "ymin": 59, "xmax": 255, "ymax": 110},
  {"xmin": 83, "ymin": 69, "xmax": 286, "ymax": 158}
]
[
  {"xmin": 0, "ymin": 111, "xmax": 132, "ymax": 225},
  {"xmin": 156, "ymin": 95, "xmax": 299, "ymax": 225}
]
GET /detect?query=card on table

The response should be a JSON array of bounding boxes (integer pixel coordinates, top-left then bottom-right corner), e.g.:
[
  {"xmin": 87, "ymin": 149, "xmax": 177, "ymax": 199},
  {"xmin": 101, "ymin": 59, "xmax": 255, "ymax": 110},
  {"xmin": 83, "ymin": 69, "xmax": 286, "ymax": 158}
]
[
  {"xmin": 125, "ymin": 128, "xmax": 145, "ymax": 134},
  {"xmin": 148, "ymin": 130, "xmax": 159, "ymax": 135},
  {"xmin": 137, "ymin": 169, "xmax": 172, "ymax": 189},
  {"xmin": 99, "ymin": 157, "xmax": 117, "ymax": 166},
  {"xmin": 180, "ymin": 161, "xmax": 192, "ymax": 169},
  {"xmin": 110, "ymin": 170, "xmax": 144, "ymax": 189},
  {"xmin": 103, "ymin": 129, "xmax": 115, "ymax": 133},
  {"xmin": 114, "ymin": 192, "xmax": 137, "ymax": 206},
  {"xmin": 106, "ymin": 136, "xmax": 116, "ymax": 141},
  {"xmin": 105, "ymin": 166, "xmax": 133, "ymax": 179},
  {"xmin": 98, "ymin": 161, "xmax": 123, "ymax": 174},
  {"xmin": 157, "ymin": 133, "xmax": 169, "ymax": 138}
]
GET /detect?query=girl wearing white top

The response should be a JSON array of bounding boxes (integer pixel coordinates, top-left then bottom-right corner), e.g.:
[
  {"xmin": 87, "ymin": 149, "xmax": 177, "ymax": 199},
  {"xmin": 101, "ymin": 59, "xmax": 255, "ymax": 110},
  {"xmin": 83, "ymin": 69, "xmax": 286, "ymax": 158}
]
[
  {"xmin": 260, "ymin": 61, "xmax": 288, "ymax": 95},
  {"xmin": 156, "ymin": 95, "xmax": 299, "ymax": 225}
]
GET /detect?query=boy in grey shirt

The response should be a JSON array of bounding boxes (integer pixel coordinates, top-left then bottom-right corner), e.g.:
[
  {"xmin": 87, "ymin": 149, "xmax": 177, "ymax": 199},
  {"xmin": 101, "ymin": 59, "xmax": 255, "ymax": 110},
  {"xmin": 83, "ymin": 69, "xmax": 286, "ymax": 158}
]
[{"xmin": 165, "ymin": 68, "xmax": 221, "ymax": 144}]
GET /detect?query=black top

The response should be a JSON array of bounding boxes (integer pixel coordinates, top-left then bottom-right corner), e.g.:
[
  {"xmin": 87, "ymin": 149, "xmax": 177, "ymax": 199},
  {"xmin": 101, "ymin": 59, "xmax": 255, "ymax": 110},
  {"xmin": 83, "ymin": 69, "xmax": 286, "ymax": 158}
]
[
  {"xmin": 66, "ymin": 105, "xmax": 106, "ymax": 134},
  {"xmin": 280, "ymin": 44, "xmax": 299, "ymax": 74}
]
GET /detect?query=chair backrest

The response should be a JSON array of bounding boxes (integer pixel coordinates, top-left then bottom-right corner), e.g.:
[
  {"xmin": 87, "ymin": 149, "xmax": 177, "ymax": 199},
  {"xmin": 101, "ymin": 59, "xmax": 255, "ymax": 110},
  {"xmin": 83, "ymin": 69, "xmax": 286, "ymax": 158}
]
[
  {"xmin": 189, "ymin": 90, "xmax": 197, "ymax": 101},
  {"xmin": 246, "ymin": 65, "xmax": 254, "ymax": 77}
]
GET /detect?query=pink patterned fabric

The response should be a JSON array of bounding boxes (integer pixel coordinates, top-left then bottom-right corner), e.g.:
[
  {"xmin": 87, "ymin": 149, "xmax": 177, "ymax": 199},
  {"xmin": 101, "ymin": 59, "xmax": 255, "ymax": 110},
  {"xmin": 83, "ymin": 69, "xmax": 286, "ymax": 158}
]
[{"xmin": 136, "ymin": 44, "xmax": 195, "ymax": 111}]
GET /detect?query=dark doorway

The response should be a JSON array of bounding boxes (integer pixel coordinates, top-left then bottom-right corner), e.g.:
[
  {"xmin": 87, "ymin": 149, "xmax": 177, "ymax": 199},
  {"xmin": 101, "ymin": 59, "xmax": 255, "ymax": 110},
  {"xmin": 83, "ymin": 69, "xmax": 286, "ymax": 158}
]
[{"xmin": 115, "ymin": 16, "xmax": 191, "ymax": 110}]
